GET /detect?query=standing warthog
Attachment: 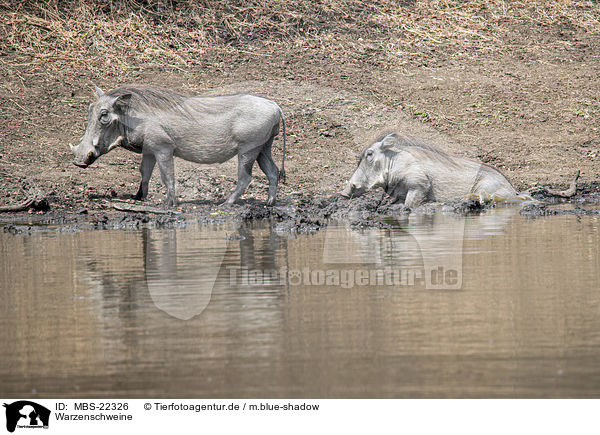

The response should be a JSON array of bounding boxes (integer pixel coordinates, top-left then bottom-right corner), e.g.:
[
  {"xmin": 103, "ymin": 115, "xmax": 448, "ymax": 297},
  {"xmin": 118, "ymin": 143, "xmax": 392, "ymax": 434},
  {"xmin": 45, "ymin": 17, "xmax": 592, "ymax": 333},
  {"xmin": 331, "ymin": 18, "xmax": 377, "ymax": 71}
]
[
  {"xmin": 70, "ymin": 85, "xmax": 286, "ymax": 206},
  {"xmin": 341, "ymin": 132, "xmax": 520, "ymax": 207}
]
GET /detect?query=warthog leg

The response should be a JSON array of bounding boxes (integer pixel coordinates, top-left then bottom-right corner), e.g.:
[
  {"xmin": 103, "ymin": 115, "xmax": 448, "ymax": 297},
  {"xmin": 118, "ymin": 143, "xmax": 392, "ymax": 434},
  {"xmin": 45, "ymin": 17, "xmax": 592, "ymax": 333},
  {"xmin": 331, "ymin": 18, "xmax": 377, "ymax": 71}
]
[
  {"xmin": 404, "ymin": 189, "xmax": 427, "ymax": 208},
  {"xmin": 224, "ymin": 147, "xmax": 262, "ymax": 205},
  {"xmin": 156, "ymin": 151, "xmax": 177, "ymax": 207},
  {"xmin": 256, "ymin": 136, "xmax": 279, "ymax": 206},
  {"xmin": 133, "ymin": 153, "xmax": 156, "ymax": 201}
]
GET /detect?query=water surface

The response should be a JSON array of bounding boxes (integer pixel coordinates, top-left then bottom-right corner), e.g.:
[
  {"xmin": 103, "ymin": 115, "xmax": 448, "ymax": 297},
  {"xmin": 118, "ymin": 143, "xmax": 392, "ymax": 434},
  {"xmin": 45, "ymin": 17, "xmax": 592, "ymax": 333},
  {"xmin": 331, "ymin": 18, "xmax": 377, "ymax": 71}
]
[{"xmin": 1, "ymin": 209, "xmax": 599, "ymax": 398}]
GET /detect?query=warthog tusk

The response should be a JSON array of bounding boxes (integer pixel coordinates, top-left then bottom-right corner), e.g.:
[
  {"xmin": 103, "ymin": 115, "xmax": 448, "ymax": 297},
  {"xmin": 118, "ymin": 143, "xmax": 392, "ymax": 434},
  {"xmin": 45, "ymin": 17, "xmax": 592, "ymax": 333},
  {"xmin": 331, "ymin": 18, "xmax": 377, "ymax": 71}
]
[{"xmin": 107, "ymin": 136, "xmax": 123, "ymax": 152}]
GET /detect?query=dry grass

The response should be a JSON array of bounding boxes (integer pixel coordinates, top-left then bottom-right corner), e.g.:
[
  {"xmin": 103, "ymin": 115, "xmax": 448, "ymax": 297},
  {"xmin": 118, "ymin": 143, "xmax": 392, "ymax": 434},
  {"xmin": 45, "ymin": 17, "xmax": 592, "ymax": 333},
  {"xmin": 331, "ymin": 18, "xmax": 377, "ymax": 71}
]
[{"xmin": 0, "ymin": 0, "xmax": 599, "ymax": 74}]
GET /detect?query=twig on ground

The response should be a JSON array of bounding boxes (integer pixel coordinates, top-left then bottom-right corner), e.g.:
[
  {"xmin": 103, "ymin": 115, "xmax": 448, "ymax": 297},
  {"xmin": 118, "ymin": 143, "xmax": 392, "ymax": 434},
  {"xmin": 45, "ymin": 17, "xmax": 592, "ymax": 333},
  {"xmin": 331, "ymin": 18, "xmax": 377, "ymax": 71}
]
[
  {"xmin": 0, "ymin": 188, "xmax": 49, "ymax": 213},
  {"xmin": 525, "ymin": 170, "xmax": 580, "ymax": 198},
  {"xmin": 110, "ymin": 201, "xmax": 181, "ymax": 214}
]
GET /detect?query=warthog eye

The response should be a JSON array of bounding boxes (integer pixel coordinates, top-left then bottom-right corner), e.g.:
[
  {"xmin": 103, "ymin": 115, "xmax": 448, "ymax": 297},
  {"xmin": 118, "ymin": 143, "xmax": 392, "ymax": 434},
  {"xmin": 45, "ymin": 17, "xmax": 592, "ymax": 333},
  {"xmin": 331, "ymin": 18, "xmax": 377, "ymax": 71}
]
[
  {"xmin": 99, "ymin": 110, "xmax": 110, "ymax": 124},
  {"xmin": 365, "ymin": 150, "xmax": 374, "ymax": 161}
]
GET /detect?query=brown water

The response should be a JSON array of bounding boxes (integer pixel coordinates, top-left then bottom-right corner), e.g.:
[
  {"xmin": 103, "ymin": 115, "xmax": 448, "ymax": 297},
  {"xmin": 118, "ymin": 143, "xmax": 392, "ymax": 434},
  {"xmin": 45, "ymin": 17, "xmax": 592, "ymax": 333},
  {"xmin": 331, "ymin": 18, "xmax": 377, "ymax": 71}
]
[{"xmin": 1, "ymin": 208, "xmax": 599, "ymax": 398}]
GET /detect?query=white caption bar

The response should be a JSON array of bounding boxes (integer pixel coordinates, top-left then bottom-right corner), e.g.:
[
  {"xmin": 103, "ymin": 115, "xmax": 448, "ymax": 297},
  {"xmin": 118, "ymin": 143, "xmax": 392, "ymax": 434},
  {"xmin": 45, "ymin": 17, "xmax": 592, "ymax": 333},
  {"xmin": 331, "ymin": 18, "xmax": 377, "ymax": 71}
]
[{"xmin": 0, "ymin": 399, "xmax": 597, "ymax": 435}]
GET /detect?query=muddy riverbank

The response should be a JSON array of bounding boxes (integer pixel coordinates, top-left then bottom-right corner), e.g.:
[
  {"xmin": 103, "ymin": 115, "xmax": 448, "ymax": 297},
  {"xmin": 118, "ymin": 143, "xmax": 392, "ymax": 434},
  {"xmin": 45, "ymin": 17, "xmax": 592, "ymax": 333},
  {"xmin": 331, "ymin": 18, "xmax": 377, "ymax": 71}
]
[{"xmin": 3, "ymin": 185, "xmax": 600, "ymax": 236}]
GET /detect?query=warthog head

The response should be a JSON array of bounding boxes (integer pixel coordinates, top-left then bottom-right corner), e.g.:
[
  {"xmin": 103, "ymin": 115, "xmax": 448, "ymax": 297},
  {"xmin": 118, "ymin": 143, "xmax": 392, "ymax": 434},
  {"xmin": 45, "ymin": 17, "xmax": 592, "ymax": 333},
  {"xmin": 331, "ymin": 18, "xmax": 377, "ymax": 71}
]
[
  {"xmin": 70, "ymin": 85, "xmax": 131, "ymax": 168},
  {"xmin": 341, "ymin": 136, "xmax": 393, "ymax": 198}
]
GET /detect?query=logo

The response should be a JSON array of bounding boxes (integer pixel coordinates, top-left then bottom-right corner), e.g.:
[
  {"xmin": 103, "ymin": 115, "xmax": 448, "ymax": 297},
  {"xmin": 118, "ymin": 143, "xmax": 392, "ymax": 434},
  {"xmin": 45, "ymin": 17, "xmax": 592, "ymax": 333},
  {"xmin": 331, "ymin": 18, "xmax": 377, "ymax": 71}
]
[{"xmin": 3, "ymin": 401, "xmax": 50, "ymax": 433}]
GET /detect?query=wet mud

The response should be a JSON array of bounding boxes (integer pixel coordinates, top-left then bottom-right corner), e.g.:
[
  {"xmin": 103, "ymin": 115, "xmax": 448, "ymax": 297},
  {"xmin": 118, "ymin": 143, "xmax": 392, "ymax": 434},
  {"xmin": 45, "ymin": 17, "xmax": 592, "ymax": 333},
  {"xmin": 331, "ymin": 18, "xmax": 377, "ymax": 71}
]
[{"xmin": 2, "ymin": 183, "xmax": 600, "ymax": 236}]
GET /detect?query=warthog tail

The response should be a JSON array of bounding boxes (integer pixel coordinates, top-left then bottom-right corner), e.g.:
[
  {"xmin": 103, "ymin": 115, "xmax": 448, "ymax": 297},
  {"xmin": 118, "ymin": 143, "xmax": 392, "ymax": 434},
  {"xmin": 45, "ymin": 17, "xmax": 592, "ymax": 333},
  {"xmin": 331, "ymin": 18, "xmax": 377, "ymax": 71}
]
[{"xmin": 279, "ymin": 108, "xmax": 286, "ymax": 182}]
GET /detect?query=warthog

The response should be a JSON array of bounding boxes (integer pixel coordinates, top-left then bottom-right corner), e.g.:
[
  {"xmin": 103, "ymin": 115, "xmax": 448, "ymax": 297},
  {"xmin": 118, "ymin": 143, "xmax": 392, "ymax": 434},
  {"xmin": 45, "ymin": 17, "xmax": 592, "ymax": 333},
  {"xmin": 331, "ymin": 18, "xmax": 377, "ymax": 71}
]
[
  {"xmin": 341, "ymin": 132, "xmax": 522, "ymax": 207},
  {"xmin": 71, "ymin": 85, "xmax": 286, "ymax": 206}
]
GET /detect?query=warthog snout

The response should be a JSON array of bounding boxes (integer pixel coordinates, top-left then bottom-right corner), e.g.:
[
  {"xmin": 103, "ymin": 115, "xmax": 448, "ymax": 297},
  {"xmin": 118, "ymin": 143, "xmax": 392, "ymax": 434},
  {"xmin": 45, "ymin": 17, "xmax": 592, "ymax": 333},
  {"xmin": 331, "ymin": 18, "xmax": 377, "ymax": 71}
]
[
  {"xmin": 341, "ymin": 181, "xmax": 366, "ymax": 199},
  {"xmin": 341, "ymin": 183, "xmax": 355, "ymax": 198},
  {"xmin": 70, "ymin": 143, "xmax": 96, "ymax": 168}
]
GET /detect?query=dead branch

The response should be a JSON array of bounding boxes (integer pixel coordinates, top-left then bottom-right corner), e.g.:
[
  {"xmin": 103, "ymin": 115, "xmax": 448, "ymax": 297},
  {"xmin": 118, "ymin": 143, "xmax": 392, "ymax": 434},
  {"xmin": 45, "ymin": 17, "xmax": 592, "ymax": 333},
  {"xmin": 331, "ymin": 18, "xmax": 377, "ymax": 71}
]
[
  {"xmin": 0, "ymin": 189, "xmax": 48, "ymax": 213},
  {"xmin": 110, "ymin": 202, "xmax": 181, "ymax": 214},
  {"xmin": 525, "ymin": 170, "xmax": 580, "ymax": 198},
  {"xmin": 0, "ymin": 197, "xmax": 36, "ymax": 212}
]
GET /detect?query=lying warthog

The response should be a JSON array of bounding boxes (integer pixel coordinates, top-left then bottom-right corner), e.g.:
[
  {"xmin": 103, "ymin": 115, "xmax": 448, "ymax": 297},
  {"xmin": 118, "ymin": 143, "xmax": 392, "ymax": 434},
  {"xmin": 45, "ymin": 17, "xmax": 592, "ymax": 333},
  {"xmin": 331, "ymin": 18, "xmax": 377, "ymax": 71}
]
[
  {"xmin": 71, "ymin": 85, "xmax": 286, "ymax": 206},
  {"xmin": 341, "ymin": 132, "xmax": 527, "ymax": 207}
]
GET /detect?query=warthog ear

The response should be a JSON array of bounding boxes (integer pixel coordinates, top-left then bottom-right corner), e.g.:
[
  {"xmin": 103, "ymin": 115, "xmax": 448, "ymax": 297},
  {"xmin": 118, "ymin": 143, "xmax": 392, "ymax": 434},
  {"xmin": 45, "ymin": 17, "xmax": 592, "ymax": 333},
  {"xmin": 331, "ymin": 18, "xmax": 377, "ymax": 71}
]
[
  {"xmin": 112, "ymin": 93, "xmax": 132, "ymax": 113},
  {"xmin": 94, "ymin": 84, "xmax": 104, "ymax": 97},
  {"xmin": 380, "ymin": 133, "xmax": 401, "ymax": 153}
]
